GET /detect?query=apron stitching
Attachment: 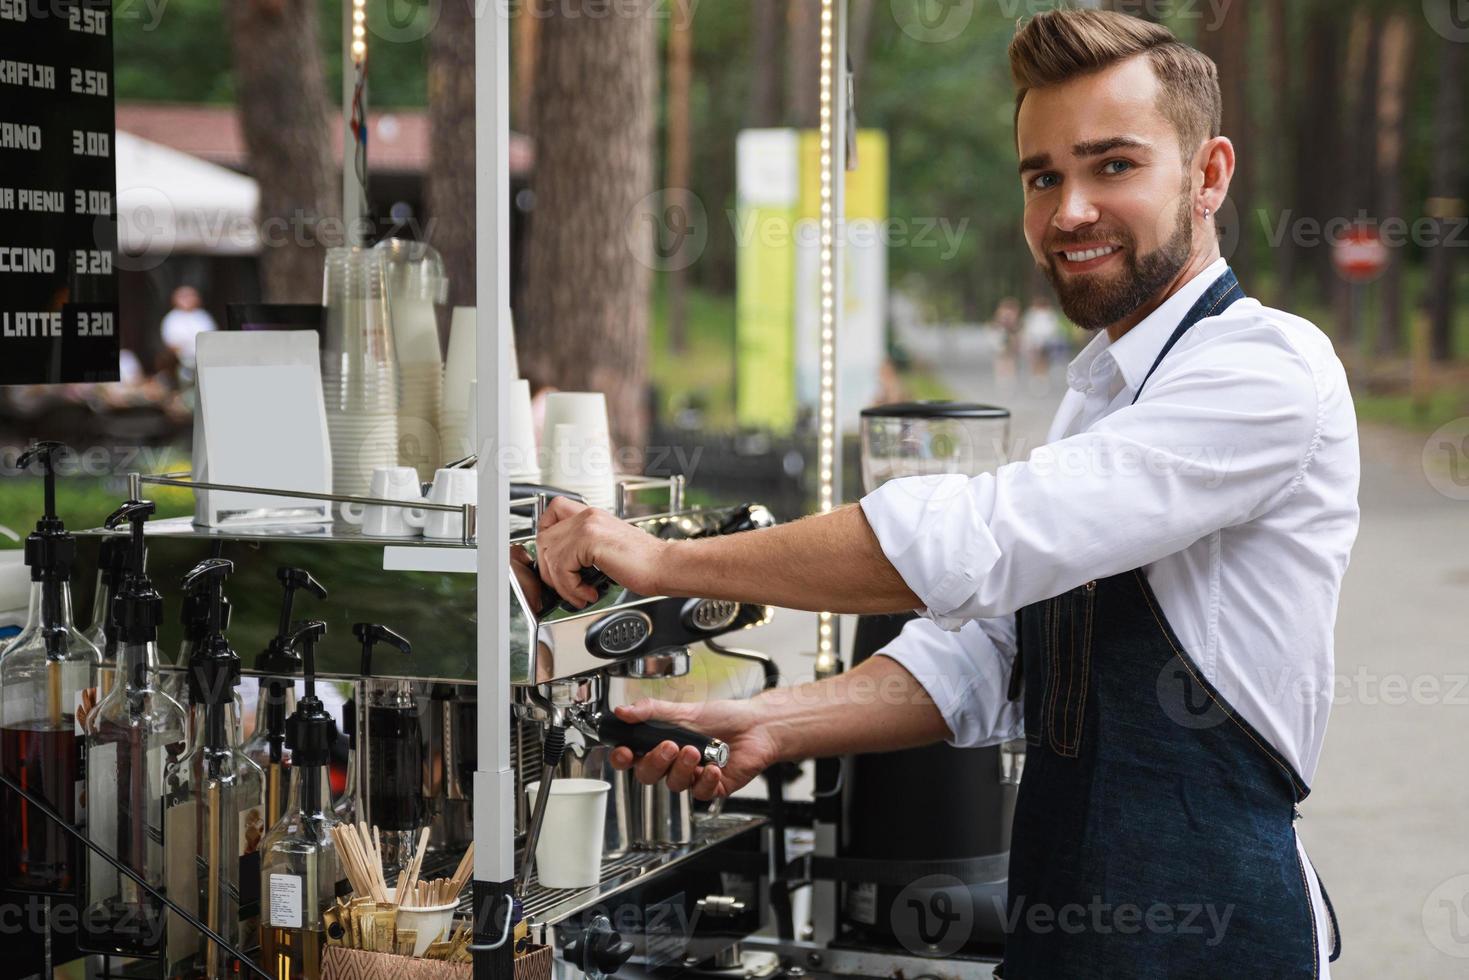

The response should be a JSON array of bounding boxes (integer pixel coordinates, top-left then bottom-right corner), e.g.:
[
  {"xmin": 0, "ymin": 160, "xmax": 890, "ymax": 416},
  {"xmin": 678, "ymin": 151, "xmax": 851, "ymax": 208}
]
[
  {"xmin": 1293, "ymin": 844, "xmax": 1321, "ymax": 979},
  {"xmin": 1131, "ymin": 570, "xmax": 1308, "ymax": 800},
  {"xmin": 1074, "ymin": 586, "xmax": 1094, "ymax": 752},
  {"xmin": 1059, "ymin": 593, "xmax": 1077, "ymax": 754},
  {"xmin": 1045, "ymin": 598, "xmax": 1061, "ymax": 754}
]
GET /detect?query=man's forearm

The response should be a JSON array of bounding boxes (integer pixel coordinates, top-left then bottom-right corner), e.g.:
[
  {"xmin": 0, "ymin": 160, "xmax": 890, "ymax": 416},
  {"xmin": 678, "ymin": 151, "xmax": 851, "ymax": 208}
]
[
  {"xmin": 654, "ymin": 504, "xmax": 922, "ymax": 615},
  {"xmin": 755, "ymin": 653, "xmax": 953, "ymax": 761}
]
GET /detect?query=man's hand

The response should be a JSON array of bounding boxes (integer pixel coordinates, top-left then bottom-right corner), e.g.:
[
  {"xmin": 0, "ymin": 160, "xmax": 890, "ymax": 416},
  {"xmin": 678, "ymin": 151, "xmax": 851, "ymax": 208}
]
[
  {"xmin": 536, "ymin": 496, "xmax": 668, "ymax": 606},
  {"xmin": 607, "ymin": 697, "xmax": 778, "ymax": 801}
]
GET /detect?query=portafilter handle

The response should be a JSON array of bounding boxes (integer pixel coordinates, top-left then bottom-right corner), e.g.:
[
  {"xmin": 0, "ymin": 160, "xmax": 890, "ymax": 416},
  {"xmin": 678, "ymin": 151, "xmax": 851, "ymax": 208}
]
[{"xmin": 589, "ymin": 710, "xmax": 730, "ymax": 768}]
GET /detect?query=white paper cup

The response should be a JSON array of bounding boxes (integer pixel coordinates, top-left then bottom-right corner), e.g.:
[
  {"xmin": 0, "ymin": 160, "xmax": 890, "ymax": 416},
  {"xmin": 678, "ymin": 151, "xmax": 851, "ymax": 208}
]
[
  {"xmin": 409, "ymin": 466, "xmax": 478, "ymax": 540},
  {"xmin": 388, "ymin": 887, "xmax": 458, "ymax": 957},
  {"xmin": 525, "ymin": 779, "xmax": 609, "ymax": 889}
]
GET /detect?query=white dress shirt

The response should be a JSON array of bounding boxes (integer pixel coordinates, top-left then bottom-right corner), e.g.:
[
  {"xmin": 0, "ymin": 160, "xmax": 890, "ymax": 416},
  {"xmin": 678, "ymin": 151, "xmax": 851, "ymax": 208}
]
[{"xmin": 861, "ymin": 259, "xmax": 1358, "ymax": 972}]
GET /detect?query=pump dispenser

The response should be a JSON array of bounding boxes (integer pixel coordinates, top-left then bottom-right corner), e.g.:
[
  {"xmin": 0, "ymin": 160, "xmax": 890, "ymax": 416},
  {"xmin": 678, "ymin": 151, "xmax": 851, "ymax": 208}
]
[
  {"xmin": 259, "ymin": 620, "xmax": 342, "ymax": 980},
  {"xmin": 0, "ymin": 441, "xmax": 101, "ymax": 893},
  {"xmin": 173, "ymin": 546, "xmax": 232, "ymax": 721},
  {"xmin": 167, "ymin": 558, "xmax": 266, "ymax": 979},
  {"xmin": 346, "ymin": 623, "xmax": 420, "ymax": 870},
  {"xmin": 83, "ymin": 498, "xmax": 189, "ymax": 956},
  {"xmin": 244, "ymin": 568, "xmax": 326, "ymax": 830},
  {"xmin": 82, "ymin": 534, "xmax": 129, "ymax": 698}
]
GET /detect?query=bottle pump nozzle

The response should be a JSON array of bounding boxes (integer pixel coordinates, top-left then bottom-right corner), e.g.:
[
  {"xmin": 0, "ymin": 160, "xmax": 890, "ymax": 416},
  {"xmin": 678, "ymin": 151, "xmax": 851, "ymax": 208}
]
[
  {"xmin": 283, "ymin": 620, "xmax": 334, "ymax": 768},
  {"xmin": 19, "ymin": 442, "xmax": 76, "ymax": 658},
  {"xmin": 103, "ymin": 499, "xmax": 161, "ymax": 647},
  {"xmin": 258, "ymin": 567, "xmax": 327, "ymax": 762},
  {"xmin": 353, "ymin": 623, "xmax": 412, "ymax": 677},
  {"xmin": 273, "ymin": 568, "xmax": 327, "ymax": 645},
  {"xmin": 182, "ymin": 559, "xmax": 238, "ymax": 706}
]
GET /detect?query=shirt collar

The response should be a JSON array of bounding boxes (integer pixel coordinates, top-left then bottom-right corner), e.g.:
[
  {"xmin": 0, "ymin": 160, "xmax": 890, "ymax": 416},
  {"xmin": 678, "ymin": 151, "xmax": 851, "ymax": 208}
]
[{"xmin": 1064, "ymin": 257, "xmax": 1229, "ymax": 395}]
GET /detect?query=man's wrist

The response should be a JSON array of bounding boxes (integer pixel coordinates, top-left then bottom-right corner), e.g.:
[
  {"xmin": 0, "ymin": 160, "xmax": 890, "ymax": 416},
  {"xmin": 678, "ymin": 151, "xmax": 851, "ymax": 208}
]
[{"xmin": 652, "ymin": 537, "xmax": 691, "ymax": 597}]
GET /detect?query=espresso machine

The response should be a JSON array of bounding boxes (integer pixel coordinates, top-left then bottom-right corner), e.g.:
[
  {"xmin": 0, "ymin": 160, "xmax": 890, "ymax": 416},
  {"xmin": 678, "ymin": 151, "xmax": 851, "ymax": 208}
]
[{"xmin": 505, "ymin": 501, "xmax": 780, "ymax": 972}]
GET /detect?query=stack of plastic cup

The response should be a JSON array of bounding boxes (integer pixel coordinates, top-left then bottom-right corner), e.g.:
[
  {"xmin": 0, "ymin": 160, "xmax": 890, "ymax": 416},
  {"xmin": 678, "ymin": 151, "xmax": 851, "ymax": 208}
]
[
  {"xmin": 541, "ymin": 392, "xmax": 616, "ymax": 510},
  {"xmin": 440, "ymin": 306, "xmax": 476, "ymax": 463},
  {"xmin": 322, "ymin": 247, "xmax": 399, "ymax": 496},
  {"xmin": 376, "ymin": 239, "xmax": 448, "ymax": 483}
]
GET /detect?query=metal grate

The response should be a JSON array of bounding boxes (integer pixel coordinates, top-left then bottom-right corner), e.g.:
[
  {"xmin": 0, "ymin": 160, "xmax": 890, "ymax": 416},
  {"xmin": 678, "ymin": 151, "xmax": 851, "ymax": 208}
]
[{"xmin": 516, "ymin": 812, "xmax": 765, "ymax": 924}]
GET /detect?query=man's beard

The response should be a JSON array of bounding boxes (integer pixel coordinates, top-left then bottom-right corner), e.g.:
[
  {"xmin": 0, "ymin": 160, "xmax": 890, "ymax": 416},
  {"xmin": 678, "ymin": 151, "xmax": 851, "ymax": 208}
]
[{"xmin": 1040, "ymin": 197, "xmax": 1193, "ymax": 331}]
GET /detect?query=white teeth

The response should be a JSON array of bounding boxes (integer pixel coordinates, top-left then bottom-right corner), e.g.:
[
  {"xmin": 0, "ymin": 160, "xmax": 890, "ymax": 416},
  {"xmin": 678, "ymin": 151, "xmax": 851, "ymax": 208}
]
[{"xmin": 1063, "ymin": 246, "xmax": 1118, "ymax": 262}]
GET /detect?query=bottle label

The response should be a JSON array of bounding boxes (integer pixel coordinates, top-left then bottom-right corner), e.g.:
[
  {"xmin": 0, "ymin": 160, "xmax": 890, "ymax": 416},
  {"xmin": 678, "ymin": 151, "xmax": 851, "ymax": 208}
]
[{"xmin": 268, "ymin": 873, "xmax": 304, "ymax": 929}]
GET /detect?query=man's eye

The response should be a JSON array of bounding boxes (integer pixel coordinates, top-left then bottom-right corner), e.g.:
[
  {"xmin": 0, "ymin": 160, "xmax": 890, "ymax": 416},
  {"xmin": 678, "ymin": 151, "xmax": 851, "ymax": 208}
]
[
  {"xmin": 1030, "ymin": 173, "xmax": 1059, "ymax": 191},
  {"xmin": 1101, "ymin": 160, "xmax": 1134, "ymax": 175}
]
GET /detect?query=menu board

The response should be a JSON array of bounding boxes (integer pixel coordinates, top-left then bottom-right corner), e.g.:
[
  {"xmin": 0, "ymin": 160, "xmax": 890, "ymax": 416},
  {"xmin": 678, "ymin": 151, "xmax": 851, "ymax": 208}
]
[{"xmin": 0, "ymin": 0, "xmax": 119, "ymax": 384}]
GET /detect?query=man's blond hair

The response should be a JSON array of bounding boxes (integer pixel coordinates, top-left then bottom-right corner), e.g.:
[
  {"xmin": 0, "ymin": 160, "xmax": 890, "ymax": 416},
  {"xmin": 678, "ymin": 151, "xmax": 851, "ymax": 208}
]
[{"xmin": 1009, "ymin": 9, "xmax": 1221, "ymax": 159}]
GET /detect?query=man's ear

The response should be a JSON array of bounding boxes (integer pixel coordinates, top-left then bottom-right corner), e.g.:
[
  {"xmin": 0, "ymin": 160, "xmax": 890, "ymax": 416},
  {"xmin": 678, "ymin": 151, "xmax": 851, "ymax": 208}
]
[{"xmin": 1196, "ymin": 136, "xmax": 1236, "ymax": 215}]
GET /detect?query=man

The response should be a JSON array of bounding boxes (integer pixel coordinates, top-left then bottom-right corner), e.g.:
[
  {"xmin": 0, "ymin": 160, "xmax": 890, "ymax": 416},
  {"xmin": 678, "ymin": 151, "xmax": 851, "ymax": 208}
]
[{"xmin": 537, "ymin": 10, "xmax": 1357, "ymax": 977}]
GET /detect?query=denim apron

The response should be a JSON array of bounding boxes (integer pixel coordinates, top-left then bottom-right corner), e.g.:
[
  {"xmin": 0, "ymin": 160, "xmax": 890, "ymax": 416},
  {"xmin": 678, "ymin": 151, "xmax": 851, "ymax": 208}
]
[{"xmin": 998, "ymin": 270, "xmax": 1341, "ymax": 978}]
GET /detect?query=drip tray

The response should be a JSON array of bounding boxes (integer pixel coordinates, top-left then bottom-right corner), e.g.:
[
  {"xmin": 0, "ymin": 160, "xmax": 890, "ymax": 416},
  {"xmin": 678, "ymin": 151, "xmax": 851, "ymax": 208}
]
[{"xmin": 517, "ymin": 813, "xmax": 764, "ymax": 925}]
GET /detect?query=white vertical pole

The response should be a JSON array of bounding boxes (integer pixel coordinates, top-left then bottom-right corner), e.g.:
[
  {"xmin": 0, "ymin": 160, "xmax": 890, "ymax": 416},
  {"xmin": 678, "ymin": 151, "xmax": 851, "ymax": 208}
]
[
  {"xmin": 814, "ymin": 0, "xmax": 847, "ymax": 674},
  {"xmin": 473, "ymin": 0, "xmax": 513, "ymax": 892}
]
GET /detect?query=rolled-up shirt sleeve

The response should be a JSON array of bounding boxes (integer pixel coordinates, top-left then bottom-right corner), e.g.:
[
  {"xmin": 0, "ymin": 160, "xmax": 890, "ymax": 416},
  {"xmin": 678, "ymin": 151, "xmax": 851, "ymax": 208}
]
[
  {"xmin": 876, "ymin": 614, "xmax": 1022, "ymax": 748},
  {"xmin": 859, "ymin": 324, "xmax": 1321, "ymax": 628}
]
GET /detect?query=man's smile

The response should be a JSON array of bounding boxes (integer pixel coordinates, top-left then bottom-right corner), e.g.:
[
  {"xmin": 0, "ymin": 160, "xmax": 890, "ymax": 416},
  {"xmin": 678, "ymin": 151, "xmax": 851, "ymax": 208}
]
[{"xmin": 1053, "ymin": 243, "xmax": 1124, "ymax": 273}]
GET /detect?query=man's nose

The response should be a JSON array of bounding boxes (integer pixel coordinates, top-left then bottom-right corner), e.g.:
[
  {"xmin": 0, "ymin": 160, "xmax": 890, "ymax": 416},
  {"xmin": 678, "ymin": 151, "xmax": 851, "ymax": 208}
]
[{"xmin": 1053, "ymin": 186, "xmax": 1100, "ymax": 232}]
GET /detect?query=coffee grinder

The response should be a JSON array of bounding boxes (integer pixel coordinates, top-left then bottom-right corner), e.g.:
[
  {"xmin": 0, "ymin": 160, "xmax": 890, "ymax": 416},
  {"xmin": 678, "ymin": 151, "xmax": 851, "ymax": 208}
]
[{"xmin": 839, "ymin": 402, "xmax": 1016, "ymax": 954}]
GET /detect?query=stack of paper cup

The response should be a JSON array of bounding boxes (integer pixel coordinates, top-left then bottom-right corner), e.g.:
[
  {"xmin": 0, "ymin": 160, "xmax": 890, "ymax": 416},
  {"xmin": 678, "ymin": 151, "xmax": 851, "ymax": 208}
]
[
  {"xmin": 440, "ymin": 306, "xmax": 476, "ymax": 463},
  {"xmin": 541, "ymin": 392, "xmax": 616, "ymax": 510},
  {"xmin": 322, "ymin": 247, "xmax": 399, "ymax": 496},
  {"xmin": 505, "ymin": 378, "xmax": 541, "ymax": 483},
  {"xmin": 376, "ymin": 239, "xmax": 447, "ymax": 483}
]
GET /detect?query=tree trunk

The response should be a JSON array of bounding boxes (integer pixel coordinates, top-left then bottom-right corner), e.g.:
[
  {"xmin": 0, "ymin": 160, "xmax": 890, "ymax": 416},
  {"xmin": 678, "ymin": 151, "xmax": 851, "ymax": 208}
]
[
  {"xmin": 427, "ymin": 0, "xmax": 477, "ymax": 309},
  {"xmin": 786, "ymin": 0, "xmax": 821, "ymax": 129},
  {"xmin": 1267, "ymin": 0, "xmax": 1293, "ymax": 306},
  {"xmin": 748, "ymin": 0, "xmax": 785, "ymax": 127},
  {"xmin": 1299, "ymin": 1, "xmax": 1342, "ymax": 304},
  {"xmin": 1335, "ymin": 6, "xmax": 1380, "ymax": 350},
  {"xmin": 1373, "ymin": 12, "xmax": 1414, "ymax": 357},
  {"xmin": 225, "ymin": 0, "xmax": 337, "ymax": 302},
  {"xmin": 1201, "ymin": 0, "xmax": 1251, "ymax": 281},
  {"xmin": 1426, "ymin": 25, "xmax": 1465, "ymax": 362},
  {"xmin": 665, "ymin": 0, "xmax": 694, "ymax": 352},
  {"xmin": 520, "ymin": 0, "xmax": 657, "ymax": 453},
  {"xmin": 514, "ymin": 0, "xmax": 541, "ymax": 136}
]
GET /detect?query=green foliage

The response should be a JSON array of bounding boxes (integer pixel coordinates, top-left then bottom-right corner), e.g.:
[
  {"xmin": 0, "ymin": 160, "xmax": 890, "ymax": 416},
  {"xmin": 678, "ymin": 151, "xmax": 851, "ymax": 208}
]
[{"xmin": 114, "ymin": 0, "xmax": 429, "ymax": 106}]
